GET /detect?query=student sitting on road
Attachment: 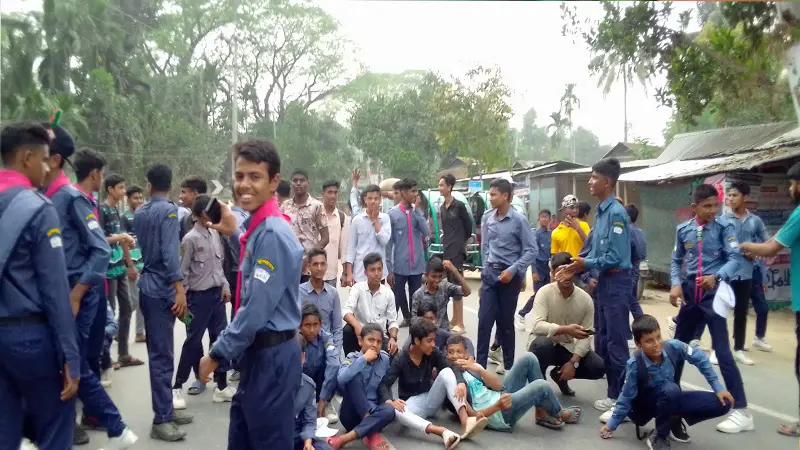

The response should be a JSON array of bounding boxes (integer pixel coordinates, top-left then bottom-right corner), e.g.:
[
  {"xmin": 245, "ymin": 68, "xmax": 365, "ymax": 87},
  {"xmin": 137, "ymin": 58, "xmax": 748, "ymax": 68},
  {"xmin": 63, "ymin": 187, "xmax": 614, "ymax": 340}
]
[
  {"xmin": 528, "ymin": 252, "xmax": 605, "ymax": 397},
  {"xmin": 329, "ymin": 323, "xmax": 396, "ymax": 450},
  {"xmin": 299, "ymin": 304, "xmax": 341, "ymax": 425},
  {"xmin": 410, "ymin": 257, "xmax": 470, "ymax": 332},
  {"xmin": 380, "ymin": 318, "xmax": 487, "ymax": 449},
  {"xmin": 294, "ymin": 334, "xmax": 334, "ymax": 450},
  {"xmin": 404, "ymin": 301, "xmax": 474, "ymax": 357},
  {"xmin": 446, "ymin": 334, "xmax": 581, "ymax": 432},
  {"xmin": 600, "ymin": 315, "xmax": 733, "ymax": 450}
]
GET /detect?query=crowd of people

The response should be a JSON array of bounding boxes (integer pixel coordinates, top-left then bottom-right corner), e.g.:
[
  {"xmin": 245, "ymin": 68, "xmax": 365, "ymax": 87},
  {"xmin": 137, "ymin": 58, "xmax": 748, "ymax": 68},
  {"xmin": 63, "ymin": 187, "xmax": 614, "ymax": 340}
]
[{"xmin": 2, "ymin": 118, "xmax": 800, "ymax": 450}]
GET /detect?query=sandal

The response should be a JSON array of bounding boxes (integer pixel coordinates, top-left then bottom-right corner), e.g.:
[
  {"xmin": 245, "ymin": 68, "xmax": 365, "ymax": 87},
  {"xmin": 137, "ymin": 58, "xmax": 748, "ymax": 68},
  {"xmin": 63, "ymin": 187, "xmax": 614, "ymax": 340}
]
[
  {"xmin": 561, "ymin": 406, "xmax": 582, "ymax": 424},
  {"xmin": 362, "ymin": 433, "xmax": 390, "ymax": 450},
  {"xmin": 112, "ymin": 362, "xmax": 121, "ymax": 371},
  {"xmin": 460, "ymin": 416, "xmax": 488, "ymax": 440},
  {"xmin": 327, "ymin": 436, "xmax": 342, "ymax": 450},
  {"xmin": 188, "ymin": 380, "xmax": 206, "ymax": 395},
  {"xmin": 536, "ymin": 415, "xmax": 566, "ymax": 430},
  {"xmin": 117, "ymin": 355, "xmax": 145, "ymax": 368},
  {"xmin": 778, "ymin": 422, "xmax": 800, "ymax": 437},
  {"xmin": 442, "ymin": 429, "xmax": 461, "ymax": 449}
]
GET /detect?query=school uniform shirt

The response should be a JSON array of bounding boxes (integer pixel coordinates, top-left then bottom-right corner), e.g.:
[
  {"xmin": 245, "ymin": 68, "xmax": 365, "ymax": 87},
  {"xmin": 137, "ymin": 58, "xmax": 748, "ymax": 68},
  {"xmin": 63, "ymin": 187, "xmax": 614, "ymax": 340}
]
[
  {"xmin": 721, "ymin": 210, "xmax": 769, "ymax": 281},
  {"xmin": 180, "ymin": 223, "xmax": 229, "ymax": 293},
  {"xmin": 670, "ymin": 217, "xmax": 742, "ymax": 287},
  {"xmin": 339, "ymin": 350, "xmax": 392, "ymax": 405},
  {"xmin": 463, "ymin": 370, "xmax": 508, "ymax": 430},
  {"xmin": 281, "ymin": 194, "xmax": 328, "ymax": 251},
  {"xmin": 134, "ymin": 196, "xmax": 183, "ymax": 299},
  {"xmin": 294, "ymin": 373, "xmax": 318, "ymax": 442},
  {"xmin": 410, "ymin": 282, "xmax": 464, "ymax": 330},
  {"xmin": 629, "ymin": 224, "xmax": 647, "ymax": 270},
  {"xmin": 530, "ymin": 283, "xmax": 594, "ymax": 357},
  {"xmin": 299, "ymin": 281, "xmax": 343, "ymax": 349},
  {"xmin": 324, "ymin": 208, "xmax": 349, "ymax": 281},
  {"xmin": 223, "ymin": 205, "xmax": 249, "ymax": 273},
  {"xmin": 481, "ymin": 207, "xmax": 537, "ymax": 278},
  {"xmin": 386, "ymin": 204, "xmax": 430, "ymax": 276},
  {"xmin": 584, "ymin": 196, "xmax": 631, "ymax": 271},
  {"xmin": 99, "ymin": 203, "xmax": 126, "ymax": 279},
  {"xmin": 402, "ymin": 329, "xmax": 475, "ymax": 357},
  {"xmin": 551, "ymin": 220, "xmax": 590, "ymax": 258},
  {"xmin": 303, "ymin": 330, "xmax": 340, "ymax": 402},
  {"xmin": 343, "ymin": 281, "xmax": 398, "ymax": 337},
  {"xmin": 775, "ymin": 204, "xmax": 800, "ymax": 312},
  {"xmin": 345, "ymin": 212, "xmax": 391, "ymax": 282},
  {"xmin": 440, "ymin": 198, "xmax": 473, "ymax": 265},
  {"xmin": 379, "ymin": 347, "xmax": 466, "ymax": 401},
  {"xmin": 534, "ymin": 227, "xmax": 552, "ymax": 262},
  {"xmin": 607, "ymin": 339, "xmax": 724, "ymax": 430}
]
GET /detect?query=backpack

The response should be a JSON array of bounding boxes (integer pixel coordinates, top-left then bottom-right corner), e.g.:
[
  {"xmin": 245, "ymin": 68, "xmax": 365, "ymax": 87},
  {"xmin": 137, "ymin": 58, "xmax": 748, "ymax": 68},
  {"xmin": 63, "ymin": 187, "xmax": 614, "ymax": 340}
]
[
  {"xmin": 621, "ymin": 343, "xmax": 685, "ymax": 439},
  {"xmin": 339, "ymin": 211, "xmax": 345, "ymax": 229}
]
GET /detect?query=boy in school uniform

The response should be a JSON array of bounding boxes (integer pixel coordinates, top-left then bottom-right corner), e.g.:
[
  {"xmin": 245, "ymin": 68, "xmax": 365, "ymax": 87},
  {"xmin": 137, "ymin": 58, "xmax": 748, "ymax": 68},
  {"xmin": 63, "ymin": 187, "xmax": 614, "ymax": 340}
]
[
  {"xmin": 328, "ymin": 323, "xmax": 396, "ymax": 450},
  {"xmin": 300, "ymin": 304, "xmax": 341, "ymax": 425},
  {"xmin": 515, "ymin": 209, "xmax": 553, "ymax": 330},
  {"xmin": 173, "ymin": 194, "xmax": 234, "ymax": 407},
  {"xmin": 301, "ymin": 247, "xmax": 344, "ymax": 351},
  {"xmin": 600, "ymin": 315, "xmax": 733, "ymax": 449},
  {"xmin": 295, "ymin": 334, "xmax": 334, "ymax": 450},
  {"xmin": 410, "ymin": 257, "xmax": 470, "ymax": 332}
]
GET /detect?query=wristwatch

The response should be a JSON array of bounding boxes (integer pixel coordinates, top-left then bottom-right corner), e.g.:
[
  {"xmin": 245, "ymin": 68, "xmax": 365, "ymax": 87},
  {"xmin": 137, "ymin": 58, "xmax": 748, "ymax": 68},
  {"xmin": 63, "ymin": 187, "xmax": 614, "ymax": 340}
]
[{"xmin": 572, "ymin": 360, "xmax": 580, "ymax": 369}]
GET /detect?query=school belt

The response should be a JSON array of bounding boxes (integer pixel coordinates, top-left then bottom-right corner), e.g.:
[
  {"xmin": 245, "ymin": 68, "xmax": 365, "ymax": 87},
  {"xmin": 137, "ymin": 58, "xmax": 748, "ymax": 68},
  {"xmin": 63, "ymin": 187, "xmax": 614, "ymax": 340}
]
[
  {"xmin": 0, "ymin": 315, "xmax": 47, "ymax": 327},
  {"xmin": 604, "ymin": 268, "xmax": 628, "ymax": 274},
  {"xmin": 251, "ymin": 330, "xmax": 296, "ymax": 350},
  {"xmin": 486, "ymin": 262, "xmax": 510, "ymax": 271}
]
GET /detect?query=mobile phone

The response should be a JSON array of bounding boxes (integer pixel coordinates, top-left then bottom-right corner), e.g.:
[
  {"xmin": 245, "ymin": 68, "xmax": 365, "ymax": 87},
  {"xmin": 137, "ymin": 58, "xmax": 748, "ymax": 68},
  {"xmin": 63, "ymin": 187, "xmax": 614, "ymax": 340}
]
[
  {"xmin": 204, "ymin": 197, "xmax": 222, "ymax": 224},
  {"xmin": 182, "ymin": 311, "xmax": 194, "ymax": 327},
  {"xmin": 584, "ymin": 329, "xmax": 595, "ymax": 336}
]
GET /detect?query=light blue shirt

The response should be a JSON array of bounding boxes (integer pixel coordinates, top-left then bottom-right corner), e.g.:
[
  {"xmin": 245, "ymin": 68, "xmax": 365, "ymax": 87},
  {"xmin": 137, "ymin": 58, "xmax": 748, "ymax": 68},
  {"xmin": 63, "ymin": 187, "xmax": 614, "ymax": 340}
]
[
  {"xmin": 302, "ymin": 329, "xmax": 340, "ymax": 401},
  {"xmin": 299, "ymin": 281, "xmax": 343, "ymax": 349},
  {"xmin": 584, "ymin": 196, "xmax": 631, "ymax": 271},
  {"xmin": 721, "ymin": 210, "xmax": 769, "ymax": 280},
  {"xmin": 480, "ymin": 207, "xmax": 537, "ymax": 278},
  {"xmin": 345, "ymin": 212, "xmax": 391, "ymax": 282},
  {"xmin": 338, "ymin": 350, "xmax": 392, "ymax": 406},
  {"xmin": 386, "ymin": 205, "xmax": 429, "ymax": 276},
  {"xmin": 294, "ymin": 374, "xmax": 317, "ymax": 441},
  {"xmin": 630, "ymin": 224, "xmax": 647, "ymax": 270},
  {"xmin": 670, "ymin": 217, "xmax": 742, "ymax": 287},
  {"xmin": 225, "ymin": 205, "xmax": 249, "ymax": 272}
]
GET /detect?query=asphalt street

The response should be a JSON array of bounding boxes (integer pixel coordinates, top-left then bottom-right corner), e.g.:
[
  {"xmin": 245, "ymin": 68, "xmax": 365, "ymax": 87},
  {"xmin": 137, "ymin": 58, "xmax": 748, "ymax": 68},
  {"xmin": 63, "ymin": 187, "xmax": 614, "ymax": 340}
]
[{"xmin": 82, "ymin": 280, "xmax": 799, "ymax": 450}]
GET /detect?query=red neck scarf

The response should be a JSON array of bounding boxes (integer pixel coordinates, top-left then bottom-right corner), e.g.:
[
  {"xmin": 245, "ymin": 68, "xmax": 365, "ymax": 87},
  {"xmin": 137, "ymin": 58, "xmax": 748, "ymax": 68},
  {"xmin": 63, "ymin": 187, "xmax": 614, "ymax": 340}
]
[
  {"xmin": 0, "ymin": 170, "xmax": 33, "ymax": 193},
  {"xmin": 233, "ymin": 197, "xmax": 290, "ymax": 312}
]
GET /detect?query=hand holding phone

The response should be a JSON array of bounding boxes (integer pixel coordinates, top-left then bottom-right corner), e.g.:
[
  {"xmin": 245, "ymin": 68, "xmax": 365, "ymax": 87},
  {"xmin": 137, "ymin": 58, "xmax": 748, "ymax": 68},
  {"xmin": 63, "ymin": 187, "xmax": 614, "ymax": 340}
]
[{"xmin": 204, "ymin": 197, "xmax": 222, "ymax": 224}]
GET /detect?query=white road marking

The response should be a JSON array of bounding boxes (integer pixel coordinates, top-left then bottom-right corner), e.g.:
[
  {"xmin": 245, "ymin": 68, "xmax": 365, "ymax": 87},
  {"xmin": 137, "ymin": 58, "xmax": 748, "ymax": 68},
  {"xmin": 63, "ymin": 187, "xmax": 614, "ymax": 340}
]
[{"xmin": 461, "ymin": 302, "xmax": 799, "ymax": 423}]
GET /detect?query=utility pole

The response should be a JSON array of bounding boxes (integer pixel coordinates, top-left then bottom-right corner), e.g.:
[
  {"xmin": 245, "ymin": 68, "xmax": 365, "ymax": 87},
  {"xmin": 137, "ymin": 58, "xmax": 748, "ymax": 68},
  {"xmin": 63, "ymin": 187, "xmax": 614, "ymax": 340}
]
[{"xmin": 231, "ymin": 36, "xmax": 239, "ymax": 183}]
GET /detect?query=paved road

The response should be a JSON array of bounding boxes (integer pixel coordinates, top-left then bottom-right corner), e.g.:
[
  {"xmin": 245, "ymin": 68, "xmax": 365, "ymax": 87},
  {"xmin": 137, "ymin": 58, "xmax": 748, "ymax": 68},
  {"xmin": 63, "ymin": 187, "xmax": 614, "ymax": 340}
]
[{"xmin": 84, "ymin": 281, "xmax": 798, "ymax": 450}]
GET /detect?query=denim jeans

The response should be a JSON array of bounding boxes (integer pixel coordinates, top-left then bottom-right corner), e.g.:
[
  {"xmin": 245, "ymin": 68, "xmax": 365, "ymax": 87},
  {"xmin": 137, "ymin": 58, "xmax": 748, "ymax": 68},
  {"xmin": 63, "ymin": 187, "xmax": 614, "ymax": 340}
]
[{"xmin": 501, "ymin": 353, "xmax": 562, "ymax": 426}]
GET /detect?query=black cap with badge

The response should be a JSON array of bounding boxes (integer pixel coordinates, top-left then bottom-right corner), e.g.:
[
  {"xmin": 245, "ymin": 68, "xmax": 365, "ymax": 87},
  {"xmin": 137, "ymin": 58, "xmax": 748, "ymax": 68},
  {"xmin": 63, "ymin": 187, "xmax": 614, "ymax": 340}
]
[{"xmin": 41, "ymin": 109, "xmax": 75, "ymax": 163}]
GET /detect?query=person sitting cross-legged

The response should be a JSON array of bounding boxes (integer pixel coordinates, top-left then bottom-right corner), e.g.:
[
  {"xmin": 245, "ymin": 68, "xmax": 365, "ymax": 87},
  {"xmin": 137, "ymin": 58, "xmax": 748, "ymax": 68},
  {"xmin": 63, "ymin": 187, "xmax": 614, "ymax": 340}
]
[
  {"xmin": 380, "ymin": 318, "xmax": 487, "ymax": 449},
  {"xmin": 599, "ymin": 315, "xmax": 733, "ymax": 449},
  {"xmin": 528, "ymin": 251, "xmax": 605, "ymax": 397},
  {"xmin": 404, "ymin": 301, "xmax": 475, "ymax": 356},
  {"xmin": 328, "ymin": 323, "xmax": 396, "ymax": 450},
  {"xmin": 299, "ymin": 303, "xmax": 341, "ymax": 425},
  {"xmin": 446, "ymin": 335, "xmax": 582, "ymax": 432}
]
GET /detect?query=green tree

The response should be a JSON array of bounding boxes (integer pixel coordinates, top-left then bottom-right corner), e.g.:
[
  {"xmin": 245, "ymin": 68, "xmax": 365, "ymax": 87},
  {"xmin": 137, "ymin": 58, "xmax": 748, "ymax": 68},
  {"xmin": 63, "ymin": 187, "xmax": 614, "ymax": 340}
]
[{"xmin": 517, "ymin": 108, "xmax": 549, "ymax": 160}]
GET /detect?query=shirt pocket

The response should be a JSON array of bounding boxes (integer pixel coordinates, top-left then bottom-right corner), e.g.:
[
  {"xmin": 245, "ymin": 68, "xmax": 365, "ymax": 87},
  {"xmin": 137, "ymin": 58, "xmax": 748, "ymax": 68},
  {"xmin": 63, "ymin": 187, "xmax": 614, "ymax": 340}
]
[{"xmin": 193, "ymin": 248, "xmax": 210, "ymax": 270}]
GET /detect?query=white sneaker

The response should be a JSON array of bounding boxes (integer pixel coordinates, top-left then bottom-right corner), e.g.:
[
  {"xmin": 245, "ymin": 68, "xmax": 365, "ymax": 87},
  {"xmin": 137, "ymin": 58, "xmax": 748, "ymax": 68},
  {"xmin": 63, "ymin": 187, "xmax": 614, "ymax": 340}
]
[
  {"xmin": 733, "ymin": 350, "xmax": 754, "ymax": 365},
  {"xmin": 19, "ymin": 438, "xmax": 38, "ymax": 450},
  {"xmin": 513, "ymin": 314, "xmax": 526, "ymax": 332},
  {"xmin": 667, "ymin": 316, "xmax": 676, "ymax": 338},
  {"xmin": 172, "ymin": 389, "xmax": 187, "ymax": 410},
  {"xmin": 105, "ymin": 427, "xmax": 139, "ymax": 450},
  {"xmin": 488, "ymin": 348, "xmax": 503, "ymax": 366},
  {"xmin": 627, "ymin": 339, "xmax": 636, "ymax": 350},
  {"xmin": 716, "ymin": 410, "xmax": 755, "ymax": 433},
  {"xmin": 100, "ymin": 368, "xmax": 113, "ymax": 388},
  {"xmin": 495, "ymin": 365, "xmax": 505, "ymax": 375},
  {"xmin": 212, "ymin": 386, "xmax": 236, "ymax": 403},
  {"xmin": 689, "ymin": 339, "xmax": 701, "ymax": 349},
  {"xmin": 594, "ymin": 398, "xmax": 616, "ymax": 411},
  {"xmin": 709, "ymin": 351, "xmax": 718, "ymax": 365},
  {"xmin": 599, "ymin": 407, "xmax": 630, "ymax": 424},
  {"xmin": 752, "ymin": 337, "xmax": 773, "ymax": 352},
  {"xmin": 325, "ymin": 402, "xmax": 339, "ymax": 424}
]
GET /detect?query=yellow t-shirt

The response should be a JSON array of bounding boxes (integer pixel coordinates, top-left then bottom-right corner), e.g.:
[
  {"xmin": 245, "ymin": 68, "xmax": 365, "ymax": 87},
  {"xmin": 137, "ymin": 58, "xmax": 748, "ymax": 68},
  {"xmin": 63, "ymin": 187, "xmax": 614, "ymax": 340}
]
[{"xmin": 551, "ymin": 220, "xmax": 590, "ymax": 258}]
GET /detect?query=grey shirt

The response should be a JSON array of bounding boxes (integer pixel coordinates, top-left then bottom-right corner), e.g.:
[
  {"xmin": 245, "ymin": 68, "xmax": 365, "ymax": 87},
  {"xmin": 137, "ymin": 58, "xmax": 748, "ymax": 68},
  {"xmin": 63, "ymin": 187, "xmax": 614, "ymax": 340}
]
[
  {"xmin": 386, "ymin": 205, "xmax": 430, "ymax": 276},
  {"xmin": 181, "ymin": 223, "xmax": 230, "ymax": 293},
  {"xmin": 346, "ymin": 212, "xmax": 392, "ymax": 282},
  {"xmin": 410, "ymin": 281, "xmax": 464, "ymax": 330},
  {"xmin": 481, "ymin": 207, "xmax": 537, "ymax": 278}
]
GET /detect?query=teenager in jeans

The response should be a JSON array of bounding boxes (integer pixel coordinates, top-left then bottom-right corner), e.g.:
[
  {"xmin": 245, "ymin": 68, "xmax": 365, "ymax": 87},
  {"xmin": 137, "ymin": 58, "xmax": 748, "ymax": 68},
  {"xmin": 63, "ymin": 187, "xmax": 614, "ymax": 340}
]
[
  {"xmin": 446, "ymin": 334, "xmax": 581, "ymax": 431},
  {"xmin": 380, "ymin": 318, "xmax": 487, "ymax": 449}
]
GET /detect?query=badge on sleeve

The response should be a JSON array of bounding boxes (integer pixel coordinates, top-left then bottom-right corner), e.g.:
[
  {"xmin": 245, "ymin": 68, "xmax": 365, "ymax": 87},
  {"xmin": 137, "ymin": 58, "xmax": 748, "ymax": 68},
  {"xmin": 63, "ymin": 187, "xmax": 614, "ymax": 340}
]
[
  {"xmin": 85, "ymin": 213, "xmax": 100, "ymax": 230},
  {"xmin": 253, "ymin": 267, "xmax": 270, "ymax": 283},
  {"xmin": 613, "ymin": 226, "xmax": 623, "ymax": 235}
]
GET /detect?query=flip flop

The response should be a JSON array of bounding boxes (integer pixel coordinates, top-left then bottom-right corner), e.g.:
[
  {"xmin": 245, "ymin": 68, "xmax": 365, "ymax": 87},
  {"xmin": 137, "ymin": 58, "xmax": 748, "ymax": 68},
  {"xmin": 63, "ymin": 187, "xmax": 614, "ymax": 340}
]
[
  {"xmin": 778, "ymin": 422, "xmax": 800, "ymax": 437},
  {"xmin": 536, "ymin": 415, "xmax": 566, "ymax": 430},
  {"xmin": 561, "ymin": 406, "xmax": 582, "ymax": 424},
  {"xmin": 442, "ymin": 429, "xmax": 461, "ymax": 449},
  {"xmin": 117, "ymin": 356, "xmax": 145, "ymax": 367},
  {"xmin": 188, "ymin": 380, "xmax": 206, "ymax": 395},
  {"xmin": 460, "ymin": 416, "xmax": 488, "ymax": 440},
  {"xmin": 362, "ymin": 433, "xmax": 390, "ymax": 450}
]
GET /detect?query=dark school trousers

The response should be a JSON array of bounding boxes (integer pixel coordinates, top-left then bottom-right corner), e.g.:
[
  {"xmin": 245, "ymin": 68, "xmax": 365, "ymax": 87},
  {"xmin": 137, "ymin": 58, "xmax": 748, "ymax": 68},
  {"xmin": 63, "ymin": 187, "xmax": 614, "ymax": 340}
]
[
  {"xmin": 629, "ymin": 381, "xmax": 730, "ymax": 439},
  {"xmin": 730, "ymin": 279, "xmax": 754, "ymax": 351},
  {"xmin": 175, "ymin": 287, "xmax": 229, "ymax": 389},
  {"xmin": 595, "ymin": 269, "xmax": 632, "ymax": 399},
  {"xmin": 392, "ymin": 273, "xmax": 422, "ymax": 322},
  {"xmin": 528, "ymin": 336, "xmax": 606, "ymax": 380},
  {"xmin": 140, "ymin": 292, "xmax": 177, "ymax": 424},
  {"xmin": 339, "ymin": 374, "xmax": 395, "ymax": 439},
  {"xmin": 518, "ymin": 260, "xmax": 551, "ymax": 317},
  {"xmin": 476, "ymin": 265, "xmax": 522, "ymax": 370},
  {"xmin": 751, "ymin": 266, "xmax": 769, "ymax": 339}
]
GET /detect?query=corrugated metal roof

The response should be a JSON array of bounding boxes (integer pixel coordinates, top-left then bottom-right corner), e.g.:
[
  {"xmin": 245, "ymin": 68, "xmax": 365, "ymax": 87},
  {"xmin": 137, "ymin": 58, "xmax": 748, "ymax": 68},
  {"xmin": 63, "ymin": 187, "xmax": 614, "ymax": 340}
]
[
  {"xmin": 456, "ymin": 171, "xmax": 512, "ymax": 183},
  {"xmin": 621, "ymin": 146, "xmax": 800, "ymax": 182},
  {"xmin": 549, "ymin": 159, "xmax": 657, "ymax": 175},
  {"xmin": 655, "ymin": 122, "xmax": 798, "ymax": 164},
  {"xmin": 512, "ymin": 160, "xmax": 585, "ymax": 177}
]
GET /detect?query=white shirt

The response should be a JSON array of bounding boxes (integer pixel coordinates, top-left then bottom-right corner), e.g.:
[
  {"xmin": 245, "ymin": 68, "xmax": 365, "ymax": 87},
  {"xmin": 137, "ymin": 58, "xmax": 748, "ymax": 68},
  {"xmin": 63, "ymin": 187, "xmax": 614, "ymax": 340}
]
[
  {"xmin": 325, "ymin": 208, "xmax": 350, "ymax": 281},
  {"xmin": 345, "ymin": 212, "xmax": 391, "ymax": 282},
  {"xmin": 343, "ymin": 281, "xmax": 398, "ymax": 335}
]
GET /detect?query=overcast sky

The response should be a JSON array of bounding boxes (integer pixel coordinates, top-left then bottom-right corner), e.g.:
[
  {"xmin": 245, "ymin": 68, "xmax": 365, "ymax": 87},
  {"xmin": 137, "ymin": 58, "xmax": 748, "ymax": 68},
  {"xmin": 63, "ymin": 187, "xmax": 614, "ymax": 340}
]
[{"xmin": 3, "ymin": 0, "xmax": 676, "ymax": 145}]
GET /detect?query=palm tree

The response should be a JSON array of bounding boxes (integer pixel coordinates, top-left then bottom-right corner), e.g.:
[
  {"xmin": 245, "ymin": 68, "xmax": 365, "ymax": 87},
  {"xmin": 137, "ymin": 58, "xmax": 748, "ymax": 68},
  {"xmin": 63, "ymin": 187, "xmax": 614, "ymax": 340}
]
[
  {"xmin": 590, "ymin": 52, "xmax": 649, "ymax": 143},
  {"xmin": 558, "ymin": 83, "xmax": 580, "ymax": 162},
  {"xmin": 547, "ymin": 111, "xmax": 569, "ymax": 151}
]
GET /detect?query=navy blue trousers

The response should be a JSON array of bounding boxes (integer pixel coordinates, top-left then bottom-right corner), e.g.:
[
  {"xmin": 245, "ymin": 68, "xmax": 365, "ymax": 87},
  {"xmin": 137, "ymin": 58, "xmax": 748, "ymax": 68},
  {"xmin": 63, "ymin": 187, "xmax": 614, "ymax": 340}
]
[
  {"xmin": 675, "ymin": 281, "xmax": 748, "ymax": 409},
  {"xmin": 393, "ymin": 273, "xmax": 422, "ymax": 322},
  {"xmin": 228, "ymin": 337, "xmax": 301, "ymax": 449},
  {"xmin": 624, "ymin": 271, "xmax": 644, "ymax": 340},
  {"xmin": 76, "ymin": 286, "xmax": 126, "ymax": 437},
  {"xmin": 595, "ymin": 270, "xmax": 632, "ymax": 400},
  {"xmin": 140, "ymin": 291, "xmax": 177, "ymax": 424},
  {"xmin": 476, "ymin": 267, "xmax": 522, "ymax": 370},
  {"xmin": 339, "ymin": 374, "xmax": 395, "ymax": 438},
  {"xmin": 294, "ymin": 438, "xmax": 333, "ymax": 450},
  {"xmin": 517, "ymin": 260, "xmax": 551, "ymax": 317},
  {"xmin": 175, "ymin": 287, "xmax": 228, "ymax": 389},
  {"xmin": 751, "ymin": 265, "xmax": 769, "ymax": 339},
  {"xmin": 0, "ymin": 324, "xmax": 76, "ymax": 449},
  {"xmin": 629, "ymin": 381, "xmax": 730, "ymax": 439}
]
